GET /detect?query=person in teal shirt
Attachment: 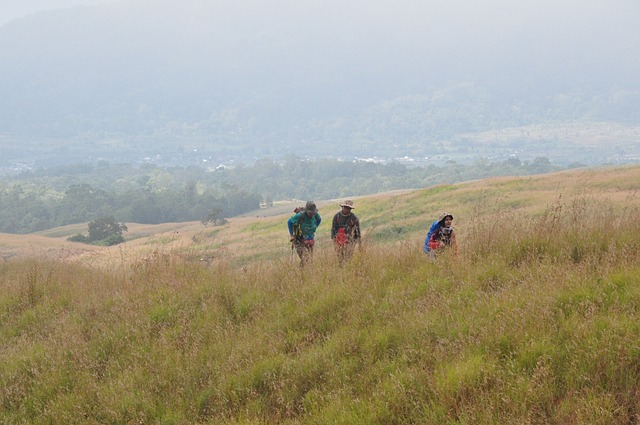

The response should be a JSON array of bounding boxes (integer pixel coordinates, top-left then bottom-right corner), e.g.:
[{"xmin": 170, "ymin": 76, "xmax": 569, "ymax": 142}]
[{"xmin": 288, "ymin": 201, "xmax": 322, "ymax": 266}]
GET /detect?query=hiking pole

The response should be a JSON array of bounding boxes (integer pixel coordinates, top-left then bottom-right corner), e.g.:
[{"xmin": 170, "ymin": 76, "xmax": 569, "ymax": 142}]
[{"xmin": 289, "ymin": 240, "xmax": 294, "ymax": 263}]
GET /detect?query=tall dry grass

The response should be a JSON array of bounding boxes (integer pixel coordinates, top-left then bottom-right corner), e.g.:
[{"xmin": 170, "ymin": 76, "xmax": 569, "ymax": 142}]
[{"xmin": 2, "ymin": 183, "xmax": 640, "ymax": 424}]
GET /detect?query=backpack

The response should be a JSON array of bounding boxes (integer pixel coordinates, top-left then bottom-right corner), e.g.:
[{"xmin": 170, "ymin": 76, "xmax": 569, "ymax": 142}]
[
  {"xmin": 424, "ymin": 221, "xmax": 440, "ymax": 253},
  {"xmin": 291, "ymin": 207, "xmax": 305, "ymax": 239}
]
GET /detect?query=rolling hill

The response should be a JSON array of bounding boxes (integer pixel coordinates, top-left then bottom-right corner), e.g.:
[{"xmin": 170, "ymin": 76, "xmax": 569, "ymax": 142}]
[
  {"xmin": 2, "ymin": 165, "xmax": 640, "ymax": 423},
  {"xmin": 2, "ymin": 165, "xmax": 638, "ymax": 268}
]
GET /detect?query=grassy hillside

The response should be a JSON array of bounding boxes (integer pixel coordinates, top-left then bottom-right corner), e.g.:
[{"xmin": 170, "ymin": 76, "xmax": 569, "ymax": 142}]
[
  {"xmin": 2, "ymin": 166, "xmax": 640, "ymax": 423},
  {"xmin": 6, "ymin": 165, "xmax": 639, "ymax": 269}
]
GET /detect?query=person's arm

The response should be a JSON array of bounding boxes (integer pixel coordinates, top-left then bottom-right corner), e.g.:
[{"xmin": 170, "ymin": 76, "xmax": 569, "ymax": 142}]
[
  {"xmin": 354, "ymin": 215, "xmax": 361, "ymax": 241},
  {"xmin": 315, "ymin": 213, "xmax": 322, "ymax": 227}
]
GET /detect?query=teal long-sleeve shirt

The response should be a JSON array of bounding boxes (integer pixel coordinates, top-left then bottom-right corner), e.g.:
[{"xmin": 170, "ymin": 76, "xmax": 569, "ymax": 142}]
[{"xmin": 288, "ymin": 211, "xmax": 321, "ymax": 239}]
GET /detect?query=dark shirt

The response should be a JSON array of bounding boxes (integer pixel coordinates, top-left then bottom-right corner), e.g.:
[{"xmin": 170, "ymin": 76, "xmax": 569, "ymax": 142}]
[{"xmin": 331, "ymin": 212, "xmax": 361, "ymax": 241}]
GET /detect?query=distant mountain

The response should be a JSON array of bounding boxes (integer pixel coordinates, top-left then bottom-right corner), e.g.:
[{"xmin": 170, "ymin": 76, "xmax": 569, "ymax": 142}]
[{"xmin": 0, "ymin": 0, "xmax": 639, "ymax": 167}]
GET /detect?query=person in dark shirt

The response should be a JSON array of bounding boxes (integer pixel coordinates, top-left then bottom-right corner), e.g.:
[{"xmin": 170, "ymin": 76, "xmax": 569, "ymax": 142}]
[{"xmin": 331, "ymin": 200, "xmax": 361, "ymax": 263}]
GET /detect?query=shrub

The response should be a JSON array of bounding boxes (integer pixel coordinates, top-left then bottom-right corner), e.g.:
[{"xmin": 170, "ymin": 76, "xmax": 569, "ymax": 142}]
[{"xmin": 67, "ymin": 234, "xmax": 88, "ymax": 243}]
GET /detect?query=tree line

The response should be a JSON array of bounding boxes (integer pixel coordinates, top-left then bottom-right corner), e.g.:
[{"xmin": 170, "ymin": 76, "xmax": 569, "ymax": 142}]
[
  {"xmin": 0, "ymin": 156, "xmax": 566, "ymax": 234},
  {"xmin": 0, "ymin": 181, "xmax": 259, "ymax": 234}
]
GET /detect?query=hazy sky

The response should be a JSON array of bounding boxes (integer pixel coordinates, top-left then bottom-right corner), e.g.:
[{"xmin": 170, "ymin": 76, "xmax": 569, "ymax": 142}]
[
  {"xmin": 0, "ymin": 0, "xmax": 114, "ymax": 26},
  {"xmin": 2, "ymin": 0, "xmax": 638, "ymax": 93},
  {"xmin": 3, "ymin": 0, "xmax": 637, "ymax": 58},
  {"xmin": 1, "ymin": 0, "xmax": 638, "ymax": 142}
]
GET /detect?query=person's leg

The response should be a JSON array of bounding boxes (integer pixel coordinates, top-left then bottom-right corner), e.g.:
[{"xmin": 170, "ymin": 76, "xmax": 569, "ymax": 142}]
[
  {"xmin": 295, "ymin": 241, "xmax": 306, "ymax": 266},
  {"xmin": 335, "ymin": 243, "xmax": 346, "ymax": 264},
  {"xmin": 344, "ymin": 243, "xmax": 355, "ymax": 261},
  {"xmin": 305, "ymin": 243, "xmax": 314, "ymax": 265}
]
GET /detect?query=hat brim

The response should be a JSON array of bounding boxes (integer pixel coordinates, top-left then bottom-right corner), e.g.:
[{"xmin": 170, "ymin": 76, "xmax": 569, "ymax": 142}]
[{"xmin": 340, "ymin": 204, "xmax": 355, "ymax": 209}]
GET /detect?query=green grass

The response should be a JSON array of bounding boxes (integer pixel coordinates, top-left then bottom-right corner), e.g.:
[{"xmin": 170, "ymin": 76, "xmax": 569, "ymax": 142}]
[
  {"xmin": 2, "ymin": 173, "xmax": 640, "ymax": 424},
  {"xmin": 242, "ymin": 220, "xmax": 283, "ymax": 234}
]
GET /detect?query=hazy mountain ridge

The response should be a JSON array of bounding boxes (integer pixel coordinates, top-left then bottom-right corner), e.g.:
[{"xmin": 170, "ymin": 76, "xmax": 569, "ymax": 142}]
[{"xmin": 1, "ymin": 0, "xmax": 639, "ymax": 167}]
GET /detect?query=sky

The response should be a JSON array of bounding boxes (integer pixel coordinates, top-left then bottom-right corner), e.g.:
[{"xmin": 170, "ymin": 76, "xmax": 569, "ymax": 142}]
[
  {"xmin": 2, "ymin": 0, "xmax": 638, "ymax": 97},
  {"xmin": 0, "ymin": 0, "xmax": 638, "ymax": 146},
  {"xmin": 0, "ymin": 0, "xmax": 113, "ymax": 26},
  {"xmin": 2, "ymin": 0, "xmax": 637, "ymax": 62}
]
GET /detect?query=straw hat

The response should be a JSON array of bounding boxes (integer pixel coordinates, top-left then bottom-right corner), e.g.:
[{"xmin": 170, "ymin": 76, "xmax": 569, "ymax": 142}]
[{"xmin": 438, "ymin": 212, "xmax": 453, "ymax": 222}]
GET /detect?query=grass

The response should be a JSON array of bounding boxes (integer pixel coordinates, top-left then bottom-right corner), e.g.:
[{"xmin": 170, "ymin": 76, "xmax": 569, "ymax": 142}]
[{"xmin": 2, "ymin": 166, "xmax": 640, "ymax": 423}]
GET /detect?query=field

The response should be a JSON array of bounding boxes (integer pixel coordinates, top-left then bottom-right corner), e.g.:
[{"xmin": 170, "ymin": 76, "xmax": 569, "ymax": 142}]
[{"xmin": 1, "ymin": 165, "xmax": 640, "ymax": 424}]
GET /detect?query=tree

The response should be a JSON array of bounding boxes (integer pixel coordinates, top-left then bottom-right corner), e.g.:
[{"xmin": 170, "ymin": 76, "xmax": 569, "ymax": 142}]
[
  {"xmin": 201, "ymin": 208, "xmax": 227, "ymax": 227},
  {"xmin": 56, "ymin": 183, "xmax": 113, "ymax": 225},
  {"xmin": 528, "ymin": 157, "xmax": 553, "ymax": 174},
  {"xmin": 87, "ymin": 216, "xmax": 128, "ymax": 245}
]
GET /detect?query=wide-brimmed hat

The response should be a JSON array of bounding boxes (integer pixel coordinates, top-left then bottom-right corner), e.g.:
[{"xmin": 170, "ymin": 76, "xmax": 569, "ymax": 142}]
[
  {"xmin": 438, "ymin": 212, "xmax": 453, "ymax": 222},
  {"xmin": 340, "ymin": 200, "xmax": 355, "ymax": 209}
]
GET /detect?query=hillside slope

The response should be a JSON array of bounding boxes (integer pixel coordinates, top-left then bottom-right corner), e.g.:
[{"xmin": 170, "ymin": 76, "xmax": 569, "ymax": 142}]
[
  {"xmin": 2, "ymin": 165, "xmax": 640, "ymax": 423},
  {"xmin": 2, "ymin": 165, "xmax": 639, "ymax": 268}
]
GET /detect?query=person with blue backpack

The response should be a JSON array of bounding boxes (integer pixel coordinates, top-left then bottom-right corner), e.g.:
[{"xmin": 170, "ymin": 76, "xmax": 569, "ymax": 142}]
[
  {"xmin": 423, "ymin": 212, "xmax": 457, "ymax": 260},
  {"xmin": 288, "ymin": 201, "xmax": 322, "ymax": 266}
]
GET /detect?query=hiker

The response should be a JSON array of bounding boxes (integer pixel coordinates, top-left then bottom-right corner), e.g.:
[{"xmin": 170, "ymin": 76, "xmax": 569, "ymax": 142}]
[
  {"xmin": 331, "ymin": 200, "xmax": 361, "ymax": 263},
  {"xmin": 423, "ymin": 212, "xmax": 457, "ymax": 260},
  {"xmin": 288, "ymin": 201, "xmax": 322, "ymax": 266}
]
